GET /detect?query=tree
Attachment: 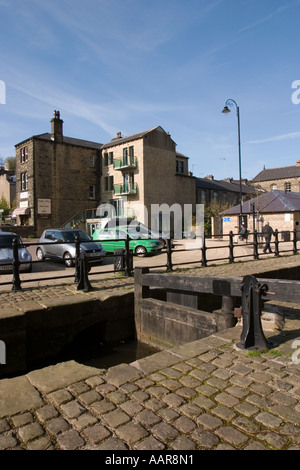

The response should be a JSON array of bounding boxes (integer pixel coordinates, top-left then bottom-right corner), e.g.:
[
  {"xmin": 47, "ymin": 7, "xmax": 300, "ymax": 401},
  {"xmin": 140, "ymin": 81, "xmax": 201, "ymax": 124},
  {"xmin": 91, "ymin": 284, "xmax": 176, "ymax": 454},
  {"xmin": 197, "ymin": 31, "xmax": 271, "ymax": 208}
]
[
  {"xmin": 204, "ymin": 201, "xmax": 232, "ymax": 237},
  {"xmin": 0, "ymin": 194, "xmax": 10, "ymax": 218},
  {"xmin": 5, "ymin": 156, "xmax": 16, "ymax": 172}
]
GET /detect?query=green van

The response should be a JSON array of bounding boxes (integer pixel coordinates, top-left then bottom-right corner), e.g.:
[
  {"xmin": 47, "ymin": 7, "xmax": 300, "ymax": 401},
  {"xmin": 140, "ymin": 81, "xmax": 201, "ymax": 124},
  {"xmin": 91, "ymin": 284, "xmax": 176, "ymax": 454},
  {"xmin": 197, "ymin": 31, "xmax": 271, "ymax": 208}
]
[{"xmin": 92, "ymin": 226, "xmax": 163, "ymax": 257}]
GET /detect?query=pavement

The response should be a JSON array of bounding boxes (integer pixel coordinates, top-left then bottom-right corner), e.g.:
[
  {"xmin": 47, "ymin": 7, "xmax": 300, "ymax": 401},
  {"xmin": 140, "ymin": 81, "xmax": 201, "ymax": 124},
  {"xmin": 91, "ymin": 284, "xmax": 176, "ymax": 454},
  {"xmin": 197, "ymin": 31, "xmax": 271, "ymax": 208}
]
[{"xmin": 0, "ymin": 254, "xmax": 300, "ymax": 451}]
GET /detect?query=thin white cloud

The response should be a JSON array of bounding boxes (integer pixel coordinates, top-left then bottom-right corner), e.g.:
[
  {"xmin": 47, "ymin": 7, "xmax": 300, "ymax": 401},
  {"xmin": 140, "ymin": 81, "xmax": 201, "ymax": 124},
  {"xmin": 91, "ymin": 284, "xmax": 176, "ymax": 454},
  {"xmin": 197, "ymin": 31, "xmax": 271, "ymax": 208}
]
[
  {"xmin": 248, "ymin": 132, "xmax": 300, "ymax": 144},
  {"xmin": 238, "ymin": 0, "xmax": 300, "ymax": 34}
]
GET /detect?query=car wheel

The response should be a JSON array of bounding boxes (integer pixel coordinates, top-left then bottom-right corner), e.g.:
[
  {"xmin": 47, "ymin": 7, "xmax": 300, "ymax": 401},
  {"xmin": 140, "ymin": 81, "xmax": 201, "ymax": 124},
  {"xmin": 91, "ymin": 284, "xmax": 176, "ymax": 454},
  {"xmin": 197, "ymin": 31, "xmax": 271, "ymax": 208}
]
[
  {"xmin": 36, "ymin": 248, "xmax": 45, "ymax": 261},
  {"xmin": 135, "ymin": 246, "xmax": 147, "ymax": 257},
  {"xmin": 64, "ymin": 252, "xmax": 74, "ymax": 267}
]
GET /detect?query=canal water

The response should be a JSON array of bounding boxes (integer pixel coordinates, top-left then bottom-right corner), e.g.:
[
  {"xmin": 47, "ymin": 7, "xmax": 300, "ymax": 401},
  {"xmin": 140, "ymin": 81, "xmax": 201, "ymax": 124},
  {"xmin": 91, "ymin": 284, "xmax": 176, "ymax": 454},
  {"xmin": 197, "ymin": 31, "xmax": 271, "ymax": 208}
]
[{"xmin": 28, "ymin": 336, "xmax": 159, "ymax": 374}]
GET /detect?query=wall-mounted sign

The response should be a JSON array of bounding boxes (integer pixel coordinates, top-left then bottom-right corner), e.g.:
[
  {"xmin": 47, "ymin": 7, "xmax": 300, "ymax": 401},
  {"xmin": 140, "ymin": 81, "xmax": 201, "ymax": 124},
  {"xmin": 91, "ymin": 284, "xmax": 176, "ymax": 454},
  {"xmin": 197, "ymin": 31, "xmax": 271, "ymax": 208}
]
[
  {"xmin": 20, "ymin": 191, "xmax": 29, "ymax": 200},
  {"xmin": 20, "ymin": 200, "xmax": 29, "ymax": 208},
  {"xmin": 38, "ymin": 198, "xmax": 51, "ymax": 215}
]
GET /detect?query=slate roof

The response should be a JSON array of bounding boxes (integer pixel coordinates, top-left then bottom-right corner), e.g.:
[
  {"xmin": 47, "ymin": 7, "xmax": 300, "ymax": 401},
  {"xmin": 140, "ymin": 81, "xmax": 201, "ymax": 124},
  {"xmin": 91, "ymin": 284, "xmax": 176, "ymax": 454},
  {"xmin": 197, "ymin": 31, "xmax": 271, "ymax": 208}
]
[
  {"xmin": 101, "ymin": 126, "xmax": 176, "ymax": 149},
  {"xmin": 222, "ymin": 190, "xmax": 300, "ymax": 215},
  {"xmin": 196, "ymin": 177, "xmax": 256, "ymax": 195},
  {"xmin": 252, "ymin": 164, "xmax": 300, "ymax": 182},
  {"xmin": 15, "ymin": 133, "xmax": 102, "ymax": 150}
]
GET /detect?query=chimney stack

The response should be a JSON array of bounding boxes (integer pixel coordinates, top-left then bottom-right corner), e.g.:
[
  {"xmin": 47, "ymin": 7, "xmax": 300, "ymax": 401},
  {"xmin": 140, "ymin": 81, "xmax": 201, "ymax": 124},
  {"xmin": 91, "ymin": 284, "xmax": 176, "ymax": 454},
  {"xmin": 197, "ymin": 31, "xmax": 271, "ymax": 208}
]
[
  {"xmin": 296, "ymin": 160, "xmax": 300, "ymax": 166},
  {"xmin": 51, "ymin": 110, "xmax": 63, "ymax": 142}
]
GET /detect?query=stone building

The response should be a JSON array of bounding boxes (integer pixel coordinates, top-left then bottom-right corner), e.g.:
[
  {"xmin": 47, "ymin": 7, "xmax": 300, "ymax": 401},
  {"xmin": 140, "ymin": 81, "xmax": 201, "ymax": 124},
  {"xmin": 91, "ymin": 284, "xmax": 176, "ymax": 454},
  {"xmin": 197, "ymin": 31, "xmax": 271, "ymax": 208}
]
[
  {"xmin": 0, "ymin": 166, "xmax": 16, "ymax": 208},
  {"xmin": 251, "ymin": 161, "xmax": 300, "ymax": 193},
  {"xmin": 14, "ymin": 111, "xmax": 102, "ymax": 236},
  {"xmin": 221, "ymin": 190, "xmax": 300, "ymax": 240},
  {"xmin": 100, "ymin": 126, "xmax": 196, "ymax": 232},
  {"xmin": 196, "ymin": 176, "xmax": 256, "ymax": 207}
]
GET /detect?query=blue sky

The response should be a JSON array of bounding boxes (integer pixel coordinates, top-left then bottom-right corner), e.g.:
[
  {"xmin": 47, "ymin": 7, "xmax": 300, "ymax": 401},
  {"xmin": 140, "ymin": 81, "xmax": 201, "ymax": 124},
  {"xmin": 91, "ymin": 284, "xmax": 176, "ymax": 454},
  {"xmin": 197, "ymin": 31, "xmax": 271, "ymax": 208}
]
[{"xmin": 0, "ymin": 0, "xmax": 299, "ymax": 181}]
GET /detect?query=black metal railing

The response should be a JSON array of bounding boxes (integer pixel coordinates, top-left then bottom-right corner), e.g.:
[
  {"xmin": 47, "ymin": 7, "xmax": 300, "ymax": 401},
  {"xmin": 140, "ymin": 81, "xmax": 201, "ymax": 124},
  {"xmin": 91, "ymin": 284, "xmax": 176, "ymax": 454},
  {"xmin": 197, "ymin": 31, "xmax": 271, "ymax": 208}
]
[{"xmin": 0, "ymin": 229, "xmax": 298, "ymax": 292}]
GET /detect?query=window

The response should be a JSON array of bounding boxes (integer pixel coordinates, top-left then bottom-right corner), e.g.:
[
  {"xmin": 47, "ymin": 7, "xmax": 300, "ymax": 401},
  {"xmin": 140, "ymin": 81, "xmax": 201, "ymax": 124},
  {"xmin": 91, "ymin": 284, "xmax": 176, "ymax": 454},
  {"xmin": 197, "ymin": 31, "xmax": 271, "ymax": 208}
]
[
  {"xmin": 89, "ymin": 185, "xmax": 95, "ymax": 199},
  {"xmin": 285, "ymin": 182, "xmax": 292, "ymax": 192},
  {"xmin": 104, "ymin": 153, "xmax": 108, "ymax": 166},
  {"xmin": 129, "ymin": 146, "xmax": 134, "ymax": 157},
  {"xmin": 20, "ymin": 147, "xmax": 28, "ymax": 163},
  {"xmin": 104, "ymin": 152, "xmax": 113, "ymax": 166},
  {"xmin": 104, "ymin": 176, "xmax": 114, "ymax": 191},
  {"xmin": 89, "ymin": 154, "xmax": 95, "ymax": 167},
  {"xmin": 20, "ymin": 172, "xmax": 28, "ymax": 191},
  {"xmin": 270, "ymin": 184, "xmax": 277, "ymax": 190},
  {"xmin": 176, "ymin": 160, "xmax": 184, "ymax": 173}
]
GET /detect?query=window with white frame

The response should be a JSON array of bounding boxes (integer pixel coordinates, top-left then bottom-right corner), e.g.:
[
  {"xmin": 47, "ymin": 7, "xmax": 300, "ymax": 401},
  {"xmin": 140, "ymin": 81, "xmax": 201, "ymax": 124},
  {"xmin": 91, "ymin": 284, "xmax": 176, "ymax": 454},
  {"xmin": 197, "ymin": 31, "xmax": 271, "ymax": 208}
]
[
  {"xmin": 21, "ymin": 172, "xmax": 28, "ymax": 191},
  {"xmin": 285, "ymin": 182, "xmax": 292, "ymax": 192},
  {"xmin": 20, "ymin": 147, "xmax": 28, "ymax": 163}
]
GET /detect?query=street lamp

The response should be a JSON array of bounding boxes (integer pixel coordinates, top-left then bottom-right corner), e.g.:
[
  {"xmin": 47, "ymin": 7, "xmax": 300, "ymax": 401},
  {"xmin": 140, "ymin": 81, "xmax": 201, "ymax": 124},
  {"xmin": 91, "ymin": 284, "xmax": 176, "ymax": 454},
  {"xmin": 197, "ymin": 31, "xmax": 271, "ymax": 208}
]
[{"xmin": 222, "ymin": 99, "xmax": 243, "ymax": 229}]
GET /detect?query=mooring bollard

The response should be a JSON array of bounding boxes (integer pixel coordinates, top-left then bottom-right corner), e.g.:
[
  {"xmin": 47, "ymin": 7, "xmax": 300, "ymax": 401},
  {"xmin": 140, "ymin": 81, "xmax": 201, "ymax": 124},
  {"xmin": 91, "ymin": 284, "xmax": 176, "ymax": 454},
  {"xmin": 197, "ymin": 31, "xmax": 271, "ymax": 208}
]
[
  {"xmin": 236, "ymin": 274, "xmax": 270, "ymax": 351},
  {"xmin": 77, "ymin": 252, "xmax": 93, "ymax": 292},
  {"xmin": 12, "ymin": 238, "xmax": 22, "ymax": 291}
]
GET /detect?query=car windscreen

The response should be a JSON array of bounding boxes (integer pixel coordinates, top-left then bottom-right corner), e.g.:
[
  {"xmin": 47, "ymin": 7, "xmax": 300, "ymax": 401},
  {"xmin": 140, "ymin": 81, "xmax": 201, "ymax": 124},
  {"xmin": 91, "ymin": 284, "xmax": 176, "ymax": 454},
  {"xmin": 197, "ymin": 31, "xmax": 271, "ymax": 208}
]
[
  {"xmin": 0, "ymin": 235, "xmax": 23, "ymax": 247},
  {"xmin": 61, "ymin": 231, "xmax": 91, "ymax": 242}
]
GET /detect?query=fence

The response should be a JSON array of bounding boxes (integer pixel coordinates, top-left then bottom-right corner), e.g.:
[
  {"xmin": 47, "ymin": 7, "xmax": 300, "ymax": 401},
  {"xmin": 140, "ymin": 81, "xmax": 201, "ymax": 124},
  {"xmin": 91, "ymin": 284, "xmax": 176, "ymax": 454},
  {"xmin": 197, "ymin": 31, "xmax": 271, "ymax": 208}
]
[{"xmin": 0, "ymin": 229, "xmax": 298, "ymax": 292}]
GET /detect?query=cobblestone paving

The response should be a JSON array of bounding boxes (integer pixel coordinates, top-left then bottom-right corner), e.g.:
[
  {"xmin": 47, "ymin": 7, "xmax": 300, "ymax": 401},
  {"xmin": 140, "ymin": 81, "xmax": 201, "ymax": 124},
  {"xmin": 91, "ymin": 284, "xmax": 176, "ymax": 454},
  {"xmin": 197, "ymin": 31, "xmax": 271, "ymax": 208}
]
[
  {"xmin": 1, "ymin": 255, "xmax": 300, "ymax": 451},
  {"xmin": 0, "ymin": 328, "xmax": 300, "ymax": 451}
]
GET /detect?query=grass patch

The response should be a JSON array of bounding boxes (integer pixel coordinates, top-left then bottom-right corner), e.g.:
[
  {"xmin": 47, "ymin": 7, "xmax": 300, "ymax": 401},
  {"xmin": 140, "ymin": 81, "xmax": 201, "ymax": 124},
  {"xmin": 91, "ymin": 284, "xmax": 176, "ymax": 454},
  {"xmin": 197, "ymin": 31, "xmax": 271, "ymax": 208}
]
[{"xmin": 247, "ymin": 348, "xmax": 282, "ymax": 357}]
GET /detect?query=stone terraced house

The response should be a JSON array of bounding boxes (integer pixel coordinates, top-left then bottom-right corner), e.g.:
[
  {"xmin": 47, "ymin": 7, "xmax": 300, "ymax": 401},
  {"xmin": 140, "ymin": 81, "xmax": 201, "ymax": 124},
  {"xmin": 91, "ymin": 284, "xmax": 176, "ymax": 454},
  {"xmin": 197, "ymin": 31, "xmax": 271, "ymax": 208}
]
[
  {"xmin": 251, "ymin": 161, "xmax": 300, "ymax": 193},
  {"xmin": 14, "ymin": 111, "xmax": 102, "ymax": 236}
]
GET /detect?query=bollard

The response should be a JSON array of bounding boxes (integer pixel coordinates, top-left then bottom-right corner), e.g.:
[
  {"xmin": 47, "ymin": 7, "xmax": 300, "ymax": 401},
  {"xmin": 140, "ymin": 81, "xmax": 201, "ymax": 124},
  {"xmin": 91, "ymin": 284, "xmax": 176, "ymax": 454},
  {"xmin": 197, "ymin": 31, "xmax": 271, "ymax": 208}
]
[
  {"xmin": 236, "ymin": 275, "xmax": 270, "ymax": 351},
  {"xmin": 12, "ymin": 238, "xmax": 22, "ymax": 291},
  {"xmin": 77, "ymin": 252, "xmax": 93, "ymax": 292}
]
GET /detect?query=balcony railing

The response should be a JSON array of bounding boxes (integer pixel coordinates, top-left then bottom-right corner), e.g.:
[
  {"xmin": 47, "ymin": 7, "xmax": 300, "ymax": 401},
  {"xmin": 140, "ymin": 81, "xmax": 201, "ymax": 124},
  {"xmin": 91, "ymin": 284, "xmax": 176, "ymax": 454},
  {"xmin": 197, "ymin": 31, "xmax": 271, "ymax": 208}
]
[
  {"xmin": 114, "ymin": 183, "xmax": 138, "ymax": 195},
  {"xmin": 113, "ymin": 156, "xmax": 137, "ymax": 170}
]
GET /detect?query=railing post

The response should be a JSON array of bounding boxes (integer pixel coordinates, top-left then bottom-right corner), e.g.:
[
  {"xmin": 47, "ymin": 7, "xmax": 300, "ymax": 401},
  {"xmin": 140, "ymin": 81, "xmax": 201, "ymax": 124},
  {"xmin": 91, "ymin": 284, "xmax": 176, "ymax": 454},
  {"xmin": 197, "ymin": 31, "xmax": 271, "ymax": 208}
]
[
  {"xmin": 74, "ymin": 236, "xmax": 81, "ymax": 283},
  {"xmin": 201, "ymin": 233, "xmax": 207, "ymax": 267},
  {"xmin": 12, "ymin": 238, "xmax": 22, "ymax": 291},
  {"xmin": 77, "ymin": 252, "xmax": 93, "ymax": 292},
  {"xmin": 229, "ymin": 231, "xmax": 234, "ymax": 263},
  {"xmin": 166, "ymin": 238, "xmax": 173, "ymax": 272},
  {"xmin": 274, "ymin": 229, "xmax": 279, "ymax": 256},
  {"xmin": 253, "ymin": 230, "xmax": 259, "ymax": 260},
  {"xmin": 124, "ymin": 235, "xmax": 133, "ymax": 276},
  {"xmin": 293, "ymin": 229, "xmax": 298, "ymax": 255}
]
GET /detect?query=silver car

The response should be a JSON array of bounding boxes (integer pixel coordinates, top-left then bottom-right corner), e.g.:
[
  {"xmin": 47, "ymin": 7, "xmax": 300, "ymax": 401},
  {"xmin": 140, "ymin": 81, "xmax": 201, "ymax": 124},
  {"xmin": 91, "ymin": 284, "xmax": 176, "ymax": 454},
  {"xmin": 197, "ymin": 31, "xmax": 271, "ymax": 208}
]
[
  {"xmin": 0, "ymin": 232, "xmax": 32, "ymax": 273},
  {"xmin": 36, "ymin": 229, "xmax": 105, "ymax": 267}
]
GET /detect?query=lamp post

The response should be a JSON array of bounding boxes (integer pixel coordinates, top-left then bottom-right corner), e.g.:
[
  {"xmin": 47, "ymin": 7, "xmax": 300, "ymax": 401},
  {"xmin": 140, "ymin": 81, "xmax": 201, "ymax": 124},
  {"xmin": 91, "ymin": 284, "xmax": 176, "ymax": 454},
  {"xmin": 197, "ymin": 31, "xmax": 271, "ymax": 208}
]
[{"xmin": 222, "ymin": 99, "xmax": 243, "ymax": 229}]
